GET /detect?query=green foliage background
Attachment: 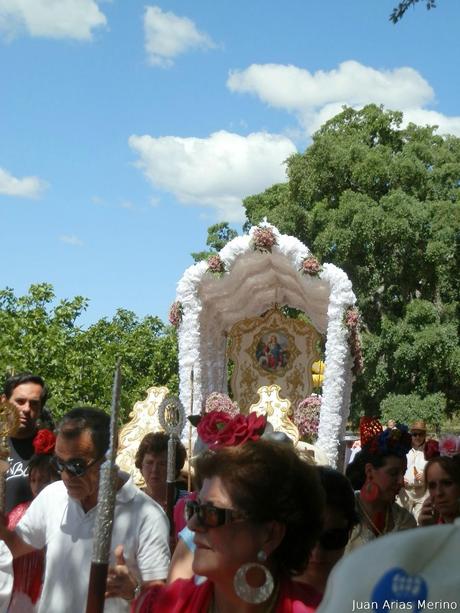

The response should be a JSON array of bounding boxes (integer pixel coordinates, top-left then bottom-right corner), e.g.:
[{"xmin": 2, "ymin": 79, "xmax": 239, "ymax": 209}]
[{"xmin": 0, "ymin": 283, "xmax": 178, "ymax": 423}]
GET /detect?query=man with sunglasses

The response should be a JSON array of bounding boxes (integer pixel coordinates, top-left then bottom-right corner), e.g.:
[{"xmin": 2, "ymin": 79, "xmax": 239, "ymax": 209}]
[
  {"xmin": 0, "ymin": 407, "xmax": 170, "ymax": 612},
  {"xmin": 398, "ymin": 419, "xmax": 429, "ymax": 522}
]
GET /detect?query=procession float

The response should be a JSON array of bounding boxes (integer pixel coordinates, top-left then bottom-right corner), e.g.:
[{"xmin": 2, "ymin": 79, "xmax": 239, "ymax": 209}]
[{"xmin": 117, "ymin": 221, "xmax": 362, "ymax": 475}]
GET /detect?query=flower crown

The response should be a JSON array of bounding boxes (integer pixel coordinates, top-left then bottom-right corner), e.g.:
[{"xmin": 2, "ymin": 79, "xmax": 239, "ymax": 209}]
[{"xmin": 32, "ymin": 429, "xmax": 56, "ymax": 455}]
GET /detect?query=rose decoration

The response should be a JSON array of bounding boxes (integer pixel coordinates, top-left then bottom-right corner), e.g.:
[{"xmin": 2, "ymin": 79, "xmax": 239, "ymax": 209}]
[
  {"xmin": 33, "ymin": 429, "xmax": 56, "ymax": 455},
  {"xmin": 168, "ymin": 301, "xmax": 183, "ymax": 327},
  {"xmin": 439, "ymin": 435, "xmax": 460, "ymax": 458},
  {"xmin": 197, "ymin": 411, "xmax": 266, "ymax": 449},
  {"xmin": 207, "ymin": 254, "xmax": 226, "ymax": 276},
  {"xmin": 300, "ymin": 256, "xmax": 322, "ymax": 276},
  {"xmin": 251, "ymin": 226, "xmax": 277, "ymax": 253}
]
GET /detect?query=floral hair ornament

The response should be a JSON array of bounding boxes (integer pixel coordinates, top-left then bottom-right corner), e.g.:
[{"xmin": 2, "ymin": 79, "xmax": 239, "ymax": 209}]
[
  {"xmin": 359, "ymin": 416, "xmax": 383, "ymax": 447},
  {"xmin": 363, "ymin": 422, "xmax": 412, "ymax": 458},
  {"xmin": 196, "ymin": 410, "xmax": 267, "ymax": 450},
  {"xmin": 438, "ymin": 435, "xmax": 460, "ymax": 458},
  {"xmin": 32, "ymin": 429, "xmax": 56, "ymax": 455}
]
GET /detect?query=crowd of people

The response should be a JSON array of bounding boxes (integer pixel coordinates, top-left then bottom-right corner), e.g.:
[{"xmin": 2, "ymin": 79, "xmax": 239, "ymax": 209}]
[{"xmin": 0, "ymin": 371, "xmax": 459, "ymax": 612}]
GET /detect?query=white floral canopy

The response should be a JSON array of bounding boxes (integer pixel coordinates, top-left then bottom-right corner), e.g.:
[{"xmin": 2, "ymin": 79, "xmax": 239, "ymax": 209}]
[{"xmin": 173, "ymin": 222, "xmax": 357, "ymax": 466}]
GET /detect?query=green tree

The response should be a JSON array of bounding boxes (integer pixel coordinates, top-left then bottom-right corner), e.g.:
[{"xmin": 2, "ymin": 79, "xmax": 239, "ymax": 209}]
[
  {"xmin": 0, "ymin": 284, "xmax": 178, "ymax": 423},
  {"xmin": 191, "ymin": 222, "xmax": 238, "ymax": 262},
  {"xmin": 243, "ymin": 105, "xmax": 460, "ymax": 422}
]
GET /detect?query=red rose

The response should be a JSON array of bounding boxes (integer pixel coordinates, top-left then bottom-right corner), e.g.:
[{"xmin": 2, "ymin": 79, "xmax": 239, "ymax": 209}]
[
  {"xmin": 197, "ymin": 411, "xmax": 266, "ymax": 449},
  {"xmin": 33, "ymin": 429, "xmax": 56, "ymax": 455},
  {"xmin": 197, "ymin": 411, "xmax": 233, "ymax": 447},
  {"xmin": 424, "ymin": 439, "xmax": 440, "ymax": 460}
]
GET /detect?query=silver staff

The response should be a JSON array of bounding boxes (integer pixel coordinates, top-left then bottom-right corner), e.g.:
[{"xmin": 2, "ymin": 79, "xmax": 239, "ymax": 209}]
[{"xmin": 85, "ymin": 359, "xmax": 122, "ymax": 613}]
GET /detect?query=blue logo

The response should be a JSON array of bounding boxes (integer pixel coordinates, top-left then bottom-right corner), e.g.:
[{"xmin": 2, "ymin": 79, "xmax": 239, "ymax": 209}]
[{"xmin": 371, "ymin": 567, "xmax": 428, "ymax": 612}]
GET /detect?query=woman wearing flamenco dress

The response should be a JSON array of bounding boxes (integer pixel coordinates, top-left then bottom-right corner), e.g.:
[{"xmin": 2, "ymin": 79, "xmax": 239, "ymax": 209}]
[
  {"xmin": 134, "ymin": 438, "xmax": 325, "ymax": 612},
  {"xmin": 345, "ymin": 417, "xmax": 416, "ymax": 552}
]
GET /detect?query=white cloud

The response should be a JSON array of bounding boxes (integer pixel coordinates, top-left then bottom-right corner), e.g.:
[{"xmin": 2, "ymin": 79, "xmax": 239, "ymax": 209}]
[
  {"xmin": 59, "ymin": 234, "xmax": 83, "ymax": 246},
  {"xmin": 129, "ymin": 130, "xmax": 296, "ymax": 221},
  {"xmin": 0, "ymin": 166, "xmax": 47, "ymax": 198},
  {"xmin": 144, "ymin": 5, "xmax": 215, "ymax": 68},
  {"xmin": 0, "ymin": 0, "xmax": 107, "ymax": 40},
  {"xmin": 227, "ymin": 60, "xmax": 460, "ymax": 138},
  {"xmin": 401, "ymin": 108, "xmax": 460, "ymax": 136}
]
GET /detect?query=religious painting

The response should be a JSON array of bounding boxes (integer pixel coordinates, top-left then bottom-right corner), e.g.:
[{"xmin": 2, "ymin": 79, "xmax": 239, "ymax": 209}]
[
  {"xmin": 256, "ymin": 331, "xmax": 289, "ymax": 372},
  {"xmin": 228, "ymin": 307, "xmax": 322, "ymax": 411}
]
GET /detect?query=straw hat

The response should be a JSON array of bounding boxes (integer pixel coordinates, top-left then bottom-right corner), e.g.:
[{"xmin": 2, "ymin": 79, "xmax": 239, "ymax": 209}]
[{"xmin": 410, "ymin": 419, "xmax": 427, "ymax": 432}]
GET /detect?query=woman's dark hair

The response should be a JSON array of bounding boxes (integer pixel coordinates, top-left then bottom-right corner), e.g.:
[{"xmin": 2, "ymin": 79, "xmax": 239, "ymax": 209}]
[
  {"xmin": 345, "ymin": 447, "xmax": 407, "ymax": 490},
  {"xmin": 135, "ymin": 432, "xmax": 187, "ymax": 478},
  {"xmin": 317, "ymin": 466, "xmax": 358, "ymax": 530},
  {"xmin": 28, "ymin": 454, "xmax": 60, "ymax": 482},
  {"xmin": 194, "ymin": 439, "xmax": 325, "ymax": 576},
  {"xmin": 424, "ymin": 455, "xmax": 460, "ymax": 488}
]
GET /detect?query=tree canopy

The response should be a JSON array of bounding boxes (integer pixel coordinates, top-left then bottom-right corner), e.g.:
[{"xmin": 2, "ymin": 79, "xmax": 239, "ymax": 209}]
[
  {"xmin": 390, "ymin": 0, "xmax": 437, "ymax": 24},
  {"xmin": 243, "ymin": 104, "xmax": 460, "ymax": 424},
  {"xmin": 0, "ymin": 283, "xmax": 178, "ymax": 423}
]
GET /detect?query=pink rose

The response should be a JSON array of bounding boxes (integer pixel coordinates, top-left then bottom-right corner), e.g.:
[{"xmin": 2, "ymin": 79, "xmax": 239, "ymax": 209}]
[{"xmin": 439, "ymin": 435, "xmax": 460, "ymax": 457}]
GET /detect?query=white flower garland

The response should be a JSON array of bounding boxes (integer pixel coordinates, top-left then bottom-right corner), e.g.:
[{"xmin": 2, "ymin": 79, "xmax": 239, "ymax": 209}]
[{"xmin": 175, "ymin": 221, "xmax": 356, "ymax": 466}]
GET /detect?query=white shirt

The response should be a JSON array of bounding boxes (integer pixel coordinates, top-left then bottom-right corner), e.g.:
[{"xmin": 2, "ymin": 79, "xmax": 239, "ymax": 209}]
[
  {"xmin": 404, "ymin": 446, "xmax": 427, "ymax": 487},
  {"xmin": 16, "ymin": 476, "xmax": 170, "ymax": 613}
]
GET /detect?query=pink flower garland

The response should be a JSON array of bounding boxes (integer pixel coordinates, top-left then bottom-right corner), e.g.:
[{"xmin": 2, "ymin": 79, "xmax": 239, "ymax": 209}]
[
  {"xmin": 293, "ymin": 394, "xmax": 321, "ymax": 443},
  {"xmin": 168, "ymin": 301, "xmax": 183, "ymax": 327},
  {"xmin": 344, "ymin": 306, "xmax": 364, "ymax": 375}
]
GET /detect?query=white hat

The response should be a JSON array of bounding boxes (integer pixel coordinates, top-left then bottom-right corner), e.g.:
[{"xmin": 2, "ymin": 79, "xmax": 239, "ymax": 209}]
[{"xmin": 318, "ymin": 519, "xmax": 460, "ymax": 612}]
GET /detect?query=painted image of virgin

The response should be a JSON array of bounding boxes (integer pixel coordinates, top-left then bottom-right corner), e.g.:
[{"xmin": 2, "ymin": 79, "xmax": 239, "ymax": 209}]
[{"xmin": 256, "ymin": 332, "xmax": 289, "ymax": 371}]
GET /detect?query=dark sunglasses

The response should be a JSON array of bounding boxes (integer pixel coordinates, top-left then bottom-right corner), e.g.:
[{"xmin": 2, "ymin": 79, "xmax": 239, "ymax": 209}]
[
  {"xmin": 411, "ymin": 431, "xmax": 425, "ymax": 437},
  {"xmin": 50, "ymin": 455, "xmax": 102, "ymax": 478},
  {"xmin": 185, "ymin": 500, "xmax": 248, "ymax": 529},
  {"xmin": 318, "ymin": 528, "xmax": 350, "ymax": 551}
]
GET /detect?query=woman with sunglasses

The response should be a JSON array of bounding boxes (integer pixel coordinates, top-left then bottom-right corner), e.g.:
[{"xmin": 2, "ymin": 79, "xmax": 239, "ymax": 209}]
[
  {"xmin": 345, "ymin": 419, "xmax": 416, "ymax": 552},
  {"xmin": 296, "ymin": 467, "xmax": 358, "ymax": 595},
  {"xmin": 134, "ymin": 439, "xmax": 325, "ymax": 612}
]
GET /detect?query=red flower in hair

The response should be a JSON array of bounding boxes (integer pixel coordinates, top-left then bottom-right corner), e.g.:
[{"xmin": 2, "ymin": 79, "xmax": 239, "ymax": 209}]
[
  {"xmin": 32, "ymin": 429, "xmax": 56, "ymax": 455},
  {"xmin": 424, "ymin": 438, "xmax": 440, "ymax": 460},
  {"xmin": 197, "ymin": 411, "xmax": 266, "ymax": 449}
]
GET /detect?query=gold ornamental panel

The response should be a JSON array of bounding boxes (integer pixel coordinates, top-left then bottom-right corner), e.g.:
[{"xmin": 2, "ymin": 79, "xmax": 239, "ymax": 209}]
[
  {"xmin": 116, "ymin": 386, "xmax": 169, "ymax": 487},
  {"xmin": 228, "ymin": 307, "xmax": 321, "ymax": 411},
  {"xmin": 249, "ymin": 384, "xmax": 299, "ymax": 445}
]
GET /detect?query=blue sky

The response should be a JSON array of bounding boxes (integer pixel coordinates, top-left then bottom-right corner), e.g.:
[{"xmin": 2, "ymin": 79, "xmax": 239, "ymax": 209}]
[{"xmin": 1, "ymin": 0, "xmax": 459, "ymax": 327}]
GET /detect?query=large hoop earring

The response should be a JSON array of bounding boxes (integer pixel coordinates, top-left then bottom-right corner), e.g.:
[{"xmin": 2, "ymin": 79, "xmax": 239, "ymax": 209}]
[
  {"xmin": 360, "ymin": 480, "xmax": 380, "ymax": 503},
  {"xmin": 233, "ymin": 550, "xmax": 274, "ymax": 604}
]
